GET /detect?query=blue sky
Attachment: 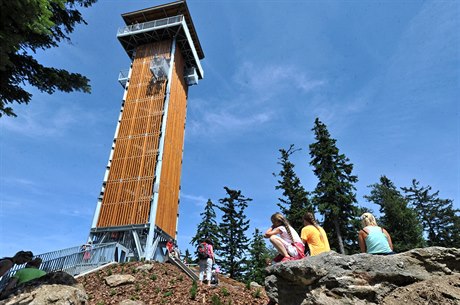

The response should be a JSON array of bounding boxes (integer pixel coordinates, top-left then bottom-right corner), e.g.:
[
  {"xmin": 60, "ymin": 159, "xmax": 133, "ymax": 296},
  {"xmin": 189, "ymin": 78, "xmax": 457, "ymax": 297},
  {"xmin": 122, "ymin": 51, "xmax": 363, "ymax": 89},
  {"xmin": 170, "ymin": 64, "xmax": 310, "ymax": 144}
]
[{"xmin": 1, "ymin": 0, "xmax": 459, "ymax": 257}]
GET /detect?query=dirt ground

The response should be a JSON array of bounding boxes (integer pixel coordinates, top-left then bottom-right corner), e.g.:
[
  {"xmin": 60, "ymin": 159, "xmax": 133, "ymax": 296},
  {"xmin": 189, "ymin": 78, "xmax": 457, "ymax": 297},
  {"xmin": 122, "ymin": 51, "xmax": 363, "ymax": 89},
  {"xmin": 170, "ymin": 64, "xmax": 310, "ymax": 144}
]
[{"xmin": 78, "ymin": 261, "xmax": 269, "ymax": 305}]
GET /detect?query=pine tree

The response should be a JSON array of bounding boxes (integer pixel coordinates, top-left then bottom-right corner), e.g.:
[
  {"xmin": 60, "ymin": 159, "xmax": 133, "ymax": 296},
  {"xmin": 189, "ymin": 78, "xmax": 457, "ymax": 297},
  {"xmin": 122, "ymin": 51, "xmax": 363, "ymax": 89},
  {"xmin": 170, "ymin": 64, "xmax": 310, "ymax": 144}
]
[
  {"xmin": 309, "ymin": 118, "xmax": 359, "ymax": 254},
  {"xmin": 190, "ymin": 199, "xmax": 220, "ymax": 260},
  {"xmin": 247, "ymin": 228, "xmax": 271, "ymax": 285},
  {"xmin": 183, "ymin": 249, "xmax": 192, "ymax": 264},
  {"xmin": 1, "ymin": 0, "xmax": 96, "ymax": 117},
  {"xmin": 274, "ymin": 144, "xmax": 313, "ymax": 232},
  {"xmin": 402, "ymin": 179, "xmax": 460, "ymax": 248},
  {"xmin": 364, "ymin": 176, "xmax": 424, "ymax": 252},
  {"xmin": 217, "ymin": 187, "xmax": 251, "ymax": 280}
]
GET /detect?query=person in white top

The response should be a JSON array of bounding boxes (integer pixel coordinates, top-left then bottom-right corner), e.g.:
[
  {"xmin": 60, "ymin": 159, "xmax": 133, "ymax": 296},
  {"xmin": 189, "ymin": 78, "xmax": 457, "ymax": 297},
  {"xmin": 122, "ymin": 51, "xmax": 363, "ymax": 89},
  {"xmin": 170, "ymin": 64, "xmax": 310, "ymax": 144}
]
[{"xmin": 264, "ymin": 213, "xmax": 305, "ymax": 263}]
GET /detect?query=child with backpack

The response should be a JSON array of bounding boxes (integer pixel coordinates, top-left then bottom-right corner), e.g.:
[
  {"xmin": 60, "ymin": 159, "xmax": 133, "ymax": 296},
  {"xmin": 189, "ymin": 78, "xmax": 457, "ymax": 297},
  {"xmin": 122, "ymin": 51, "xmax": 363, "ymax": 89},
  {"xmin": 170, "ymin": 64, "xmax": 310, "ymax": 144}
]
[{"xmin": 197, "ymin": 238, "xmax": 214, "ymax": 286}]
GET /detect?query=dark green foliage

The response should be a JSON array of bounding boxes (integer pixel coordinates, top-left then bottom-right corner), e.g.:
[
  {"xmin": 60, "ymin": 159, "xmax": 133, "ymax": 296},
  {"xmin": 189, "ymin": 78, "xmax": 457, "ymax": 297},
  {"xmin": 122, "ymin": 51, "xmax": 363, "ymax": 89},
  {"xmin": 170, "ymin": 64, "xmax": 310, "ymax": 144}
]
[
  {"xmin": 0, "ymin": 0, "xmax": 96, "ymax": 117},
  {"xmin": 247, "ymin": 228, "xmax": 271, "ymax": 285},
  {"xmin": 274, "ymin": 144, "xmax": 313, "ymax": 232},
  {"xmin": 309, "ymin": 118, "xmax": 359, "ymax": 254},
  {"xmin": 189, "ymin": 280, "xmax": 197, "ymax": 300},
  {"xmin": 211, "ymin": 294, "xmax": 223, "ymax": 305},
  {"xmin": 217, "ymin": 187, "xmax": 251, "ymax": 280},
  {"xmin": 183, "ymin": 249, "xmax": 192, "ymax": 264},
  {"xmin": 365, "ymin": 176, "xmax": 424, "ymax": 252},
  {"xmin": 190, "ymin": 199, "xmax": 220, "ymax": 260},
  {"xmin": 402, "ymin": 179, "xmax": 460, "ymax": 248}
]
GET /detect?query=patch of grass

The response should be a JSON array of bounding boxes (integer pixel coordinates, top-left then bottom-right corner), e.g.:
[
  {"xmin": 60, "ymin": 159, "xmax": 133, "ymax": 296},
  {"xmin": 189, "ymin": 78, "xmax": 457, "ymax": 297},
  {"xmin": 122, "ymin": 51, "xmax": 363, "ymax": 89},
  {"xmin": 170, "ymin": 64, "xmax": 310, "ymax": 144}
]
[
  {"xmin": 189, "ymin": 280, "xmax": 198, "ymax": 300},
  {"xmin": 135, "ymin": 283, "xmax": 141, "ymax": 292},
  {"xmin": 154, "ymin": 287, "xmax": 161, "ymax": 293},
  {"xmin": 163, "ymin": 291, "xmax": 173, "ymax": 297},
  {"xmin": 150, "ymin": 274, "xmax": 158, "ymax": 281},
  {"xmin": 131, "ymin": 267, "xmax": 137, "ymax": 274},
  {"xmin": 221, "ymin": 287, "xmax": 230, "ymax": 296},
  {"xmin": 130, "ymin": 295, "xmax": 139, "ymax": 301},
  {"xmin": 106, "ymin": 269, "xmax": 112, "ymax": 276},
  {"xmin": 253, "ymin": 288, "xmax": 261, "ymax": 298},
  {"xmin": 110, "ymin": 289, "xmax": 116, "ymax": 296},
  {"xmin": 211, "ymin": 294, "xmax": 223, "ymax": 305},
  {"xmin": 245, "ymin": 281, "xmax": 251, "ymax": 290},
  {"xmin": 177, "ymin": 275, "xmax": 183, "ymax": 281}
]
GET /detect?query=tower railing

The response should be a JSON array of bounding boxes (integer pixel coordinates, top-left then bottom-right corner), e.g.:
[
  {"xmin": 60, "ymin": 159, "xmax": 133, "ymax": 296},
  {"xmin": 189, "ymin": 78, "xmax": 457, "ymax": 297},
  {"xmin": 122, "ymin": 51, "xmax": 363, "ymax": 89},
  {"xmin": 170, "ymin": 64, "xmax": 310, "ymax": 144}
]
[
  {"xmin": 117, "ymin": 15, "xmax": 183, "ymax": 36},
  {"xmin": 0, "ymin": 243, "xmax": 128, "ymax": 291}
]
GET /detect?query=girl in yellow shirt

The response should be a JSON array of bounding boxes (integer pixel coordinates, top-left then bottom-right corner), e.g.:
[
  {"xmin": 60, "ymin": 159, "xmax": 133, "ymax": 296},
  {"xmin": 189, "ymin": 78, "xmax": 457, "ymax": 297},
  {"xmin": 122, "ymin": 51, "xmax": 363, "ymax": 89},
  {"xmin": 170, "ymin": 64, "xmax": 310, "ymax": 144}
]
[{"xmin": 301, "ymin": 212, "xmax": 331, "ymax": 256}]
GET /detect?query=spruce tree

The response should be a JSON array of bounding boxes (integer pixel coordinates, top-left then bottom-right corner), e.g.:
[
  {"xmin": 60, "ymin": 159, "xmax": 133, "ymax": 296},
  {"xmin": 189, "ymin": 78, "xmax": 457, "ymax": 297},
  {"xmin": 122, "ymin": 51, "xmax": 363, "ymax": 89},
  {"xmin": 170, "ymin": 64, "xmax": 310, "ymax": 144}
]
[
  {"xmin": 190, "ymin": 199, "xmax": 220, "ymax": 259},
  {"xmin": 309, "ymin": 118, "xmax": 359, "ymax": 254},
  {"xmin": 364, "ymin": 176, "xmax": 424, "ymax": 252},
  {"xmin": 217, "ymin": 187, "xmax": 251, "ymax": 280},
  {"xmin": 1, "ymin": 0, "xmax": 96, "ymax": 117},
  {"xmin": 274, "ymin": 144, "xmax": 313, "ymax": 232},
  {"xmin": 402, "ymin": 179, "xmax": 460, "ymax": 248},
  {"xmin": 247, "ymin": 228, "xmax": 271, "ymax": 285},
  {"xmin": 183, "ymin": 249, "xmax": 192, "ymax": 264}
]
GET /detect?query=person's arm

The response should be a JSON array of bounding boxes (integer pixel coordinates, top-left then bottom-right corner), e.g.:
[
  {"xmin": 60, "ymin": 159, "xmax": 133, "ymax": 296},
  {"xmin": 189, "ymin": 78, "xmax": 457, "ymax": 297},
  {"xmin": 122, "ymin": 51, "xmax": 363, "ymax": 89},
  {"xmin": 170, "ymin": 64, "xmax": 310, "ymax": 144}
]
[
  {"xmin": 300, "ymin": 227, "xmax": 310, "ymax": 244},
  {"xmin": 210, "ymin": 246, "xmax": 215, "ymax": 264},
  {"xmin": 358, "ymin": 230, "xmax": 367, "ymax": 253},
  {"xmin": 264, "ymin": 226, "xmax": 281, "ymax": 238},
  {"xmin": 383, "ymin": 229, "xmax": 394, "ymax": 250}
]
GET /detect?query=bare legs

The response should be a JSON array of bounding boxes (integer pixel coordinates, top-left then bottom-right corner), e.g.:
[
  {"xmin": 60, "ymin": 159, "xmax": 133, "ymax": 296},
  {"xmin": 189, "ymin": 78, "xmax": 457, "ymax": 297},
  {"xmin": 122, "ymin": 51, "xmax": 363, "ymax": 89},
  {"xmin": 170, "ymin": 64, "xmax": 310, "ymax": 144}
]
[{"xmin": 269, "ymin": 235, "xmax": 289, "ymax": 257}]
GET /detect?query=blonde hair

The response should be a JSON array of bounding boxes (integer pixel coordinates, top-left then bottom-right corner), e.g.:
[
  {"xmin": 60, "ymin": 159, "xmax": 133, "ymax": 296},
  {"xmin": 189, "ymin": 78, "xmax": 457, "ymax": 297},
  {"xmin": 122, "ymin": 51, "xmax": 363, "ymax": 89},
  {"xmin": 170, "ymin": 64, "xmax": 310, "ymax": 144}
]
[
  {"xmin": 271, "ymin": 213, "xmax": 294, "ymax": 242},
  {"xmin": 361, "ymin": 212, "xmax": 378, "ymax": 227}
]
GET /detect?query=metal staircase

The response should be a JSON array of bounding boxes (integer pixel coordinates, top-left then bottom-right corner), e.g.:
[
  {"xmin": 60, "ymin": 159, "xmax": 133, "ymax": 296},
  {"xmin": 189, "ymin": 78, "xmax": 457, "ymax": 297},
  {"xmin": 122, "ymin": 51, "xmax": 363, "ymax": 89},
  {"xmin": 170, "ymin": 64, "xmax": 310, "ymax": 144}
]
[{"xmin": 166, "ymin": 254, "xmax": 199, "ymax": 281}]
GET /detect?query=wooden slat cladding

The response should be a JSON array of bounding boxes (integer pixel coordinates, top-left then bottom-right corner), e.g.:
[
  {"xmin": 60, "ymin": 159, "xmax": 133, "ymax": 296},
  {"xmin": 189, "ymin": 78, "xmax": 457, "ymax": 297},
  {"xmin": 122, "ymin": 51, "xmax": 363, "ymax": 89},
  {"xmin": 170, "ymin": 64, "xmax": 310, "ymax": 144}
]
[
  {"xmin": 97, "ymin": 40, "xmax": 172, "ymax": 228},
  {"xmin": 155, "ymin": 47, "xmax": 188, "ymax": 237}
]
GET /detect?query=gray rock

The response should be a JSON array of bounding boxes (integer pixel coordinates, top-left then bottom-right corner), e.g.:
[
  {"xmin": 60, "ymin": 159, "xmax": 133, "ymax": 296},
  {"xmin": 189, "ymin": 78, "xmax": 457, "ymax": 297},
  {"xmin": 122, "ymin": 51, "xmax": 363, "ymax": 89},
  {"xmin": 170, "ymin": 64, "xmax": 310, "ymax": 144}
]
[
  {"xmin": 119, "ymin": 300, "xmax": 146, "ymax": 305},
  {"xmin": 0, "ymin": 284, "xmax": 87, "ymax": 305},
  {"xmin": 250, "ymin": 281, "xmax": 262, "ymax": 288},
  {"xmin": 135, "ymin": 264, "xmax": 153, "ymax": 272},
  {"xmin": 105, "ymin": 274, "xmax": 136, "ymax": 287},
  {"xmin": 265, "ymin": 247, "xmax": 460, "ymax": 305}
]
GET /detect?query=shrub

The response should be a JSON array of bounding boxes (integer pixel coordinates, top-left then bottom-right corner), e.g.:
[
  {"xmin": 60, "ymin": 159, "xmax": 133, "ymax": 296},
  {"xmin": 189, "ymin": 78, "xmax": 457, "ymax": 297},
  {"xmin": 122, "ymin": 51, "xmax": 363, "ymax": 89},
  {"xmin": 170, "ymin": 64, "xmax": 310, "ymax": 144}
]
[
  {"xmin": 190, "ymin": 280, "xmax": 198, "ymax": 300},
  {"xmin": 211, "ymin": 294, "xmax": 223, "ymax": 305},
  {"xmin": 221, "ymin": 287, "xmax": 230, "ymax": 296}
]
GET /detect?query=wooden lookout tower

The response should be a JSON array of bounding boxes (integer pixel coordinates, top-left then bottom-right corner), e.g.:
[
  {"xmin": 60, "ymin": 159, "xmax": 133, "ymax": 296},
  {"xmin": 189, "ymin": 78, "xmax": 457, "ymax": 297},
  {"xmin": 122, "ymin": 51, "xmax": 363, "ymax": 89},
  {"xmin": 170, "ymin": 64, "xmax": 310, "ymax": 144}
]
[{"xmin": 89, "ymin": 0, "xmax": 204, "ymax": 260}]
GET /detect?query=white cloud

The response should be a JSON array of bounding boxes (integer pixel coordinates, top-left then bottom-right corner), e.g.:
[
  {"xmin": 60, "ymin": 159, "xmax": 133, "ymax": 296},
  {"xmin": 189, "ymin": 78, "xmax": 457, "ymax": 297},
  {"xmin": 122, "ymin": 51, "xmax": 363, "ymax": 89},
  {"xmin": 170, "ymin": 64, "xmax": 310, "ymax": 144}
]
[
  {"xmin": 1, "ymin": 101, "xmax": 98, "ymax": 138},
  {"xmin": 180, "ymin": 193, "xmax": 208, "ymax": 207},
  {"xmin": 187, "ymin": 62, "xmax": 325, "ymax": 139}
]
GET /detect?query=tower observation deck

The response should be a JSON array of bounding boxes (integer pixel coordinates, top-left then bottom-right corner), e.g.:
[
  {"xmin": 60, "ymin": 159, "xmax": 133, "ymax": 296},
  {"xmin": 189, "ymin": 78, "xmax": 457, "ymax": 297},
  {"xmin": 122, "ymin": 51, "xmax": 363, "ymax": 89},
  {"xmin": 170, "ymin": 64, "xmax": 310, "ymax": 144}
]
[{"xmin": 88, "ymin": 0, "xmax": 204, "ymax": 261}]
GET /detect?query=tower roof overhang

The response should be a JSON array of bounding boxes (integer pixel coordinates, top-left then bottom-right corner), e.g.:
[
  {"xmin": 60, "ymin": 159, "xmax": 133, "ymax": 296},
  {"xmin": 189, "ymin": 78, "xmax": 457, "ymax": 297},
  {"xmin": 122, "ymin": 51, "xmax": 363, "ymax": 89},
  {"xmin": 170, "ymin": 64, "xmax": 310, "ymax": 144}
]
[{"xmin": 117, "ymin": 0, "xmax": 204, "ymax": 79}]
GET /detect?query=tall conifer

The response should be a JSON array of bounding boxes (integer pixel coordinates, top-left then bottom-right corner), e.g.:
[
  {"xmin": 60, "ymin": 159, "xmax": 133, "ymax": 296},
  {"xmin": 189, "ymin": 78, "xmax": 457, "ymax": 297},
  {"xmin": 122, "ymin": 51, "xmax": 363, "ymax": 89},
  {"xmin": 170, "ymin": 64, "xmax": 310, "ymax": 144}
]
[
  {"xmin": 217, "ymin": 187, "xmax": 251, "ymax": 280},
  {"xmin": 364, "ymin": 176, "xmax": 424, "ymax": 252},
  {"xmin": 309, "ymin": 118, "xmax": 359, "ymax": 254},
  {"xmin": 247, "ymin": 228, "xmax": 271, "ymax": 285},
  {"xmin": 190, "ymin": 199, "xmax": 220, "ymax": 257},
  {"xmin": 274, "ymin": 144, "xmax": 313, "ymax": 232},
  {"xmin": 402, "ymin": 179, "xmax": 460, "ymax": 247}
]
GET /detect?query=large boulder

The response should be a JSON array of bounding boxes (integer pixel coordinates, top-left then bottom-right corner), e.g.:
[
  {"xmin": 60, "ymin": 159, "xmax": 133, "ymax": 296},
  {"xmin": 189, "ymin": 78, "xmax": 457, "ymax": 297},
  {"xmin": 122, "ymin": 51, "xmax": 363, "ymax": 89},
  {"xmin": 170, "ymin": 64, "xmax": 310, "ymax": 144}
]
[
  {"xmin": 0, "ymin": 271, "xmax": 87, "ymax": 305},
  {"xmin": 265, "ymin": 247, "xmax": 460, "ymax": 305}
]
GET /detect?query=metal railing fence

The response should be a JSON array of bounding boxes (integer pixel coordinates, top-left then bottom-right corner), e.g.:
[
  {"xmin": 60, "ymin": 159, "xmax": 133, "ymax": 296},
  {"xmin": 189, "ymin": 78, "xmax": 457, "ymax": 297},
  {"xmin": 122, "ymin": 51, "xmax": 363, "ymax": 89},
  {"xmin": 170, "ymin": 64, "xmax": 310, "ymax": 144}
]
[{"xmin": 0, "ymin": 243, "xmax": 121, "ymax": 291}]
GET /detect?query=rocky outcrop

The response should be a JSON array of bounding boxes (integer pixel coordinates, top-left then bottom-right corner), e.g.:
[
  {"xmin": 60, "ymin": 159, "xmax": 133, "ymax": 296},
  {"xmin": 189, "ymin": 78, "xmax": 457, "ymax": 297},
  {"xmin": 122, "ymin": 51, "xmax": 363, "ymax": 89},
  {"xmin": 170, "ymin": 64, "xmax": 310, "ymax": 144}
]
[
  {"xmin": 0, "ymin": 271, "xmax": 87, "ymax": 305},
  {"xmin": 265, "ymin": 247, "xmax": 460, "ymax": 305}
]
